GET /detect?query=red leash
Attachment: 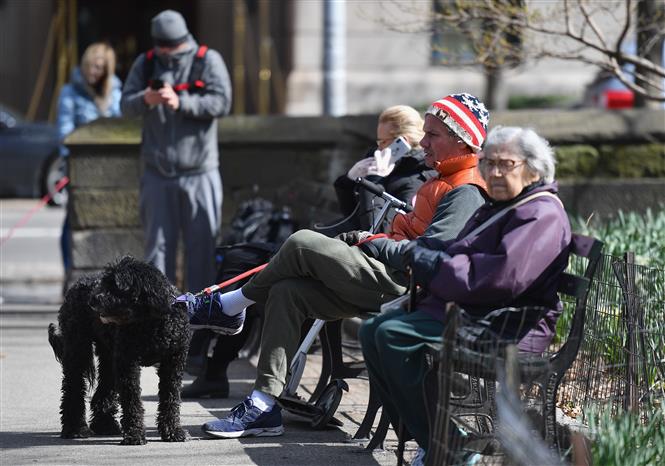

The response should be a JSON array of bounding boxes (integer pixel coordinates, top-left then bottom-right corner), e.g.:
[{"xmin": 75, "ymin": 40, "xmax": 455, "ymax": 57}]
[
  {"xmin": 194, "ymin": 235, "xmax": 386, "ymax": 296},
  {"xmin": 198, "ymin": 263, "xmax": 268, "ymax": 296},
  {"xmin": 0, "ymin": 176, "xmax": 69, "ymax": 248}
]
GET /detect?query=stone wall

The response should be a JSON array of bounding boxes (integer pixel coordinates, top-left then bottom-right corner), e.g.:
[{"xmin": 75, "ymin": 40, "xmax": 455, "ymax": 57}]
[{"xmin": 65, "ymin": 109, "xmax": 665, "ymax": 285}]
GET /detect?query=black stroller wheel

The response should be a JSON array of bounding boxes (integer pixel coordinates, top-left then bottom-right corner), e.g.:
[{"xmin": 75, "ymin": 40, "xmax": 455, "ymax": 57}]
[{"xmin": 310, "ymin": 380, "xmax": 347, "ymax": 429}]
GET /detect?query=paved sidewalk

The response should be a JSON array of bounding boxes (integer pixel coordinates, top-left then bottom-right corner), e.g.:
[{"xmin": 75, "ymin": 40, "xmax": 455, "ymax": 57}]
[{"xmin": 0, "ymin": 327, "xmax": 413, "ymax": 465}]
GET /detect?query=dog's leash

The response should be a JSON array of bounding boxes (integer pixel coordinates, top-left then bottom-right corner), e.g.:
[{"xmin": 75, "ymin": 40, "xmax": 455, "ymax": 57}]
[
  {"xmin": 187, "ymin": 178, "xmax": 401, "ymax": 298},
  {"xmin": 0, "ymin": 176, "xmax": 69, "ymax": 247},
  {"xmin": 190, "ymin": 232, "xmax": 389, "ymax": 298},
  {"xmin": 195, "ymin": 263, "xmax": 268, "ymax": 297}
]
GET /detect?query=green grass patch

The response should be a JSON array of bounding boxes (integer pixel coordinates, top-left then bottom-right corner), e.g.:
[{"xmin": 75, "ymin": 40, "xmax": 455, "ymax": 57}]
[{"xmin": 572, "ymin": 208, "xmax": 665, "ymax": 267}]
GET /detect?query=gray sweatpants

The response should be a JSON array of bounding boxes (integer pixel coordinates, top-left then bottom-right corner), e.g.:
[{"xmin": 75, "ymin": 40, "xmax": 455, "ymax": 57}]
[
  {"xmin": 241, "ymin": 229, "xmax": 408, "ymax": 397},
  {"xmin": 140, "ymin": 168, "xmax": 222, "ymax": 292}
]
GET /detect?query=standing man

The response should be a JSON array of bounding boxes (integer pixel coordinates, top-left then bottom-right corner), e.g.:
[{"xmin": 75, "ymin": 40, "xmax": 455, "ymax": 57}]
[{"xmin": 121, "ymin": 10, "xmax": 232, "ymax": 291}]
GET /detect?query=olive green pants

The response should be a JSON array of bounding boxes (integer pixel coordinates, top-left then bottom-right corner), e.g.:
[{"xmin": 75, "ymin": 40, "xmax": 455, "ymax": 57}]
[{"xmin": 241, "ymin": 229, "xmax": 407, "ymax": 397}]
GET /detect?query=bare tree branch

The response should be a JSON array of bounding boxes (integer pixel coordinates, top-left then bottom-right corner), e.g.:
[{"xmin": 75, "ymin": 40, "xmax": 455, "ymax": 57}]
[
  {"xmin": 615, "ymin": 0, "xmax": 633, "ymax": 54},
  {"xmin": 578, "ymin": 0, "xmax": 608, "ymax": 49},
  {"xmin": 378, "ymin": 0, "xmax": 665, "ymax": 102}
]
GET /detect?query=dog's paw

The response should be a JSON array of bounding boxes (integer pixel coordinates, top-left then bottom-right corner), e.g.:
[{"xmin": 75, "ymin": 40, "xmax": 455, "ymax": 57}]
[
  {"xmin": 61, "ymin": 424, "xmax": 93, "ymax": 439},
  {"xmin": 120, "ymin": 434, "xmax": 147, "ymax": 446},
  {"xmin": 90, "ymin": 416, "xmax": 121, "ymax": 435},
  {"xmin": 161, "ymin": 427, "xmax": 189, "ymax": 442}
]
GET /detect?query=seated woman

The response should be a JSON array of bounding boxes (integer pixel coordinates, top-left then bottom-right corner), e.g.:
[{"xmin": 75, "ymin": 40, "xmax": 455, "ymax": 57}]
[
  {"xmin": 330, "ymin": 105, "xmax": 435, "ymax": 234},
  {"xmin": 359, "ymin": 126, "xmax": 572, "ymax": 466}
]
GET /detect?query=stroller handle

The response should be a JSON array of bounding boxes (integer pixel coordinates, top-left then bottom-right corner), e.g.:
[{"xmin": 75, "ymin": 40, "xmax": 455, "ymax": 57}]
[{"xmin": 355, "ymin": 177, "xmax": 412, "ymax": 213}]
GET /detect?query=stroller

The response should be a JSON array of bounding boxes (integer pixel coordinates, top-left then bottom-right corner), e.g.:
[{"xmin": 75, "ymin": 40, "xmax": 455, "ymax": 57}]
[{"xmin": 276, "ymin": 178, "xmax": 412, "ymax": 428}]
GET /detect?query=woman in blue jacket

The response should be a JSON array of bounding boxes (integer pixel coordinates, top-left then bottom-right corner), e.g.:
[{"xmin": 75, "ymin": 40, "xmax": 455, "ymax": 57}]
[
  {"xmin": 57, "ymin": 42, "xmax": 122, "ymax": 279},
  {"xmin": 57, "ymin": 42, "xmax": 122, "ymax": 141}
]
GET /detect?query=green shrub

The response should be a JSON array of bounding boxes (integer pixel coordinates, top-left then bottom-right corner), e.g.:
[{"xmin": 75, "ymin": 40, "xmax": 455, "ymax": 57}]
[
  {"xmin": 555, "ymin": 145, "xmax": 600, "ymax": 178},
  {"xmin": 600, "ymin": 144, "xmax": 665, "ymax": 178},
  {"xmin": 507, "ymin": 94, "xmax": 574, "ymax": 109},
  {"xmin": 587, "ymin": 407, "xmax": 665, "ymax": 466},
  {"xmin": 554, "ymin": 143, "xmax": 665, "ymax": 179}
]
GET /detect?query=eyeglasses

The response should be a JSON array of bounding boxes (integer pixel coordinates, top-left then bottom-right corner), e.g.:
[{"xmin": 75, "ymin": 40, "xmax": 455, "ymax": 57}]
[{"xmin": 479, "ymin": 158, "xmax": 525, "ymax": 173}]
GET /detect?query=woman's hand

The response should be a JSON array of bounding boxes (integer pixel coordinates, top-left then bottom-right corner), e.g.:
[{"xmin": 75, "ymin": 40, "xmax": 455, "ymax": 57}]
[
  {"xmin": 367, "ymin": 148, "xmax": 395, "ymax": 177},
  {"xmin": 347, "ymin": 158, "xmax": 377, "ymax": 180}
]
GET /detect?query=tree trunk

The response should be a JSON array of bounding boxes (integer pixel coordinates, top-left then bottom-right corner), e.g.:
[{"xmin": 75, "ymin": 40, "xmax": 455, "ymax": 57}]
[
  {"xmin": 634, "ymin": 0, "xmax": 665, "ymax": 108},
  {"xmin": 485, "ymin": 65, "xmax": 509, "ymax": 110}
]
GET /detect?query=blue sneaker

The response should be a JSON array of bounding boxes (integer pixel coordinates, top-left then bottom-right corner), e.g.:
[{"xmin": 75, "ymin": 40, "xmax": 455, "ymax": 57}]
[
  {"xmin": 202, "ymin": 397, "xmax": 284, "ymax": 438},
  {"xmin": 176, "ymin": 292, "xmax": 245, "ymax": 335}
]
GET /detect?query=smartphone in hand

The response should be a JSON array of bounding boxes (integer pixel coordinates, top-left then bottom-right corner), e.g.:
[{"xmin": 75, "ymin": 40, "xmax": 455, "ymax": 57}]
[
  {"xmin": 386, "ymin": 136, "xmax": 411, "ymax": 159},
  {"xmin": 150, "ymin": 79, "xmax": 164, "ymax": 90}
]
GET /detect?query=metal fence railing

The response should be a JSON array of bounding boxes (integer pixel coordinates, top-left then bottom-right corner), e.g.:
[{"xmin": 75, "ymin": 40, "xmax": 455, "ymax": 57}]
[
  {"xmin": 422, "ymin": 252, "xmax": 663, "ymax": 465},
  {"xmin": 557, "ymin": 253, "xmax": 665, "ymax": 423}
]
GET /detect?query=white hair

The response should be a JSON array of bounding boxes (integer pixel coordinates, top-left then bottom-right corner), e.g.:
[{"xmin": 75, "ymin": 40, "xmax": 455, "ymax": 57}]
[{"xmin": 482, "ymin": 126, "xmax": 556, "ymax": 183}]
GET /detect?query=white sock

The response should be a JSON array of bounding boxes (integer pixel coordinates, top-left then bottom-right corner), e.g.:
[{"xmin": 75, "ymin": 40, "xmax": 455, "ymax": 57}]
[
  {"xmin": 220, "ymin": 288, "xmax": 255, "ymax": 316},
  {"xmin": 250, "ymin": 389, "xmax": 275, "ymax": 412}
]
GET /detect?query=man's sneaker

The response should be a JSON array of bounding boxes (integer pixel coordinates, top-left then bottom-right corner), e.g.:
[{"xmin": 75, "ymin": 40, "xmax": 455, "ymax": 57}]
[
  {"xmin": 177, "ymin": 292, "xmax": 245, "ymax": 335},
  {"xmin": 201, "ymin": 397, "xmax": 284, "ymax": 438}
]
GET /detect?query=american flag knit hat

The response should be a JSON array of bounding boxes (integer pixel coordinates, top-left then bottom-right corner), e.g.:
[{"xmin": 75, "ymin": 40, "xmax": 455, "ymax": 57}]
[{"xmin": 426, "ymin": 93, "xmax": 489, "ymax": 152}]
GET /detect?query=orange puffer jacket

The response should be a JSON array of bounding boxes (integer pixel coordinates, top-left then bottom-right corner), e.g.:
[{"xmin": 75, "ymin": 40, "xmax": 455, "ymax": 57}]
[{"xmin": 389, "ymin": 154, "xmax": 487, "ymax": 241}]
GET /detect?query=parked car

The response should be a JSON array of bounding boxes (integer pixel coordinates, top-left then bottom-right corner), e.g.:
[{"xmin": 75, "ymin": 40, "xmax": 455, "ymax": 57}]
[
  {"xmin": 583, "ymin": 70, "xmax": 635, "ymax": 109},
  {"xmin": 583, "ymin": 41, "xmax": 665, "ymax": 109},
  {"xmin": 0, "ymin": 104, "xmax": 67, "ymax": 206}
]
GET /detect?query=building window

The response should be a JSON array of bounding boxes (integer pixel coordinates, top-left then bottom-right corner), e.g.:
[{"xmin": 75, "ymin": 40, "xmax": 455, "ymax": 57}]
[{"xmin": 430, "ymin": 0, "xmax": 476, "ymax": 66}]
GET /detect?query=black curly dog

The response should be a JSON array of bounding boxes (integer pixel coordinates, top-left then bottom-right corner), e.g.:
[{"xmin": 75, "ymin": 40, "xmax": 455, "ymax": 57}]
[{"xmin": 48, "ymin": 256, "xmax": 190, "ymax": 445}]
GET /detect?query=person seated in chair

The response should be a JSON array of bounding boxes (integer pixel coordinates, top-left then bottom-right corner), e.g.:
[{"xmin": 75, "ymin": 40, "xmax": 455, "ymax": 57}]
[
  {"xmin": 182, "ymin": 105, "xmax": 431, "ymax": 399},
  {"xmin": 330, "ymin": 104, "xmax": 435, "ymax": 235},
  {"xmin": 180, "ymin": 93, "xmax": 490, "ymax": 439},
  {"xmin": 358, "ymin": 126, "xmax": 572, "ymax": 466}
]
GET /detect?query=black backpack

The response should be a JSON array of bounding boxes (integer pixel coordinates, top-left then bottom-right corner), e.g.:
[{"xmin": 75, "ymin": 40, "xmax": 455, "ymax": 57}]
[{"xmin": 221, "ymin": 197, "xmax": 298, "ymax": 248}]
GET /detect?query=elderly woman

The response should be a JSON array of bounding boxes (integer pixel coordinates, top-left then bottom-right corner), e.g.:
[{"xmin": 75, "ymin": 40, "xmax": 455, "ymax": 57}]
[{"xmin": 359, "ymin": 126, "xmax": 571, "ymax": 465}]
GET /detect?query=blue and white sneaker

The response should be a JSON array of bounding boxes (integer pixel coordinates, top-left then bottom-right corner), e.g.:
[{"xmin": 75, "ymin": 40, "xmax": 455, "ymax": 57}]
[
  {"xmin": 176, "ymin": 292, "xmax": 245, "ymax": 335},
  {"xmin": 202, "ymin": 397, "xmax": 284, "ymax": 438}
]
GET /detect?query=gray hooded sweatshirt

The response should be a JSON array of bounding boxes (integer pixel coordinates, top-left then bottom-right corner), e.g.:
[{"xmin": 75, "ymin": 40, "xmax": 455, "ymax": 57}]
[{"xmin": 121, "ymin": 35, "xmax": 231, "ymax": 177}]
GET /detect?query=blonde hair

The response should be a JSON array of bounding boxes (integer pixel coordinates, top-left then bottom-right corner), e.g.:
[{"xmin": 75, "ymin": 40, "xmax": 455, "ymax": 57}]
[
  {"xmin": 378, "ymin": 105, "xmax": 425, "ymax": 148},
  {"xmin": 80, "ymin": 42, "xmax": 116, "ymax": 112}
]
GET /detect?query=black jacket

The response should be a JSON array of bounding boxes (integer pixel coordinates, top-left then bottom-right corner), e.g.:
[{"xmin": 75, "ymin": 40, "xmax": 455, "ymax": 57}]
[{"xmin": 332, "ymin": 148, "xmax": 435, "ymax": 233}]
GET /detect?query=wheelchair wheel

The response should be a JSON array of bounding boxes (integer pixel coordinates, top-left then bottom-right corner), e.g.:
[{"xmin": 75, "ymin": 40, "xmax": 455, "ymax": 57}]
[{"xmin": 310, "ymin": 379, "xmax": 348, "ymax": 429}]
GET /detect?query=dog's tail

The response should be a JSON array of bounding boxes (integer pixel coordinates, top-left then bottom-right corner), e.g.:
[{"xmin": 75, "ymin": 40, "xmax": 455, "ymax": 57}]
[
  {"xmin": 47, "ymin": 323, "xmax": 96, "ymax": 388},
  {"xmin": 48, "ymin": 323, "xmax": 65, "ymax": 364}
]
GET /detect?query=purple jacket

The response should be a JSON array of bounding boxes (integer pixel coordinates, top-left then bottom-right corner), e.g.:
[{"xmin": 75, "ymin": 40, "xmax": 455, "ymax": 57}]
[{"xmin": 416, "ymin": 181, "xmax": 571, "ymax": 353}]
